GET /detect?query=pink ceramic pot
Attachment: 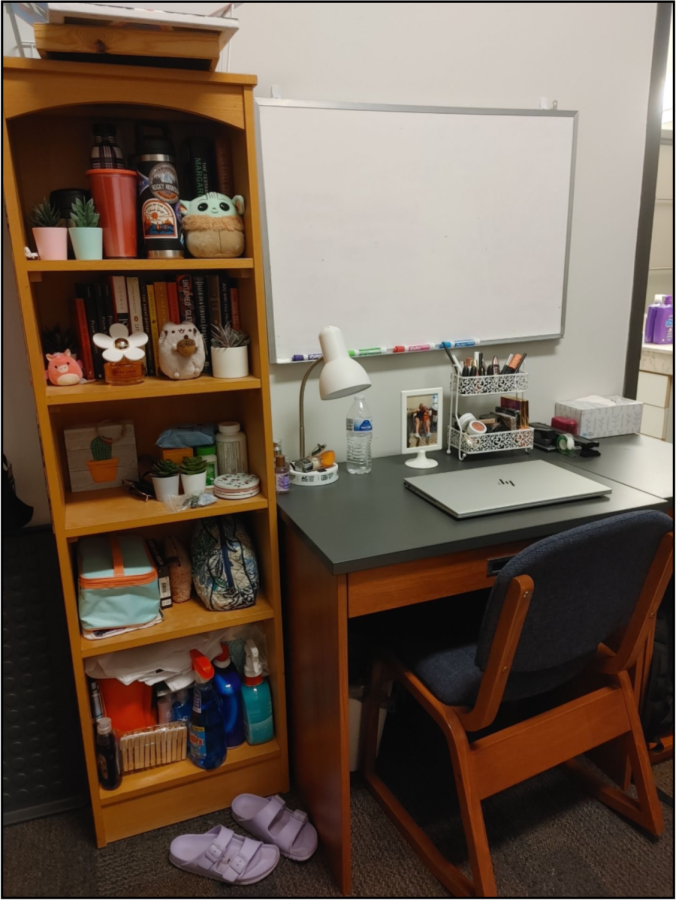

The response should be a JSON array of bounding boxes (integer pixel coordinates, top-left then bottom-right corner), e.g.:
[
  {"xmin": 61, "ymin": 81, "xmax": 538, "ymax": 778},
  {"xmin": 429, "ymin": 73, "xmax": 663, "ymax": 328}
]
[{"xmin": 32, "ymin": 227, "xmax": 68, "ymax": 261}]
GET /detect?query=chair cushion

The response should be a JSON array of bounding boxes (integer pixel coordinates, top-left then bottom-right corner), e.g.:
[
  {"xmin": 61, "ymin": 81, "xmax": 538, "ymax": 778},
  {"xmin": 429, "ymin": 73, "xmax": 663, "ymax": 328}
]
[{"xmin": 399, "ymin": 641, "xmax": 595, "ymax": 707}]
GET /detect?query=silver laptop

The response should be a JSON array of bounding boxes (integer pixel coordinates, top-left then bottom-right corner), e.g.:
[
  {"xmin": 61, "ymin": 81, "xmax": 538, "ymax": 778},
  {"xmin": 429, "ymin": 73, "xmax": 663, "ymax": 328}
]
[{"xmin": 404, "ymin": 460, "xmax": 612, "ymax": 518}]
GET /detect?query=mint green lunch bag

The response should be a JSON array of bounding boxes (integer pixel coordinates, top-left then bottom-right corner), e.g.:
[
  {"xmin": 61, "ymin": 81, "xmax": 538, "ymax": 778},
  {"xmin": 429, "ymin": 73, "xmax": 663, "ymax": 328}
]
[{"xmin": 78, "ymin": 535, "xmax": 161, "ymax": 633}]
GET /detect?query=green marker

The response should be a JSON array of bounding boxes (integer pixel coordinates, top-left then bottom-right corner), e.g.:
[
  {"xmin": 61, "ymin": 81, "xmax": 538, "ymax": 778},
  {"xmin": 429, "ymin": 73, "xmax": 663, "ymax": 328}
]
[{"xmin": 348, "ymin": 347, "xmax": 388, "ymax": 357}]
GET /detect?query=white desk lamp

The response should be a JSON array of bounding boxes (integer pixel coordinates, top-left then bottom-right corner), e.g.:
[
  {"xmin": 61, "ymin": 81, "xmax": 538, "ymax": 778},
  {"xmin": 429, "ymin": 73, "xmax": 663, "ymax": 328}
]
[{"xmin": 293, "ymin": 325, "xmax": 371, "ymax": 486}]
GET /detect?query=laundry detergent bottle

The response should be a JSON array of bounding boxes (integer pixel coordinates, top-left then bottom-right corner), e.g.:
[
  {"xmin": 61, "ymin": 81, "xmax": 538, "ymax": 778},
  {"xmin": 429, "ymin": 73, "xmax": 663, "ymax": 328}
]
[
  {"xmin": 188, "ymin": 650, "xmax": 226, "ymax": 770},
  {"xmin": 241, "ymin": 640, "xmax": 274, "ymax": 745},
  {"xmin": 212, "ymin": 643, "xmax": 245, "ymax": 748}
]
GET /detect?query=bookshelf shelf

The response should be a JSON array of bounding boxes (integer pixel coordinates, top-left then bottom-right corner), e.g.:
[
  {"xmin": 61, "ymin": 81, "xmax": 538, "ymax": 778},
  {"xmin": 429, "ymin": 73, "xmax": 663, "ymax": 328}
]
[
  {"xmin": 27, "ymin": 258, "xmax": 254, "ymax": 273},
  {"xmin": 4, "ymin": 59, "xmax": 288, "ymax": 847},
  {"xmin": 46, "ymin": 374, "xmax": 261, "ymax": 405},
  {"xmin": 80, "ymin": 594, "xmax": 274, "ymax": 658}
]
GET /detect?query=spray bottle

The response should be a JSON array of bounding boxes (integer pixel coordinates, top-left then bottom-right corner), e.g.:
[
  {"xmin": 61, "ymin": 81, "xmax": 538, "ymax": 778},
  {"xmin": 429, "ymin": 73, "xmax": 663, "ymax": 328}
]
[
  {"xmin": 188, "ymin": 650, "xmax": 226, "ymax": 770},
  {"xmin": 241, "ymin": 640, "xmax": 274, "ymax": 745}
]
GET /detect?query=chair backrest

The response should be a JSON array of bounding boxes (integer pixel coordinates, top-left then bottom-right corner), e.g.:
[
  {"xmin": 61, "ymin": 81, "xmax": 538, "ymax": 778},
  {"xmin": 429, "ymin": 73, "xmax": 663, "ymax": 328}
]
[{"xmin": 475, "ymin": 510, "xmax": 673, "ymax": 674}]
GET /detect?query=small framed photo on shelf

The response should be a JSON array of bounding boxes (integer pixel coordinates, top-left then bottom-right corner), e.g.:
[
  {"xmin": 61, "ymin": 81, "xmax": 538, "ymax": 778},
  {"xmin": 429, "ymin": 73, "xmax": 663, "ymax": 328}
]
[{"xmin": 401, "ymin": 387, "xmax": 443, "ymax": 469}]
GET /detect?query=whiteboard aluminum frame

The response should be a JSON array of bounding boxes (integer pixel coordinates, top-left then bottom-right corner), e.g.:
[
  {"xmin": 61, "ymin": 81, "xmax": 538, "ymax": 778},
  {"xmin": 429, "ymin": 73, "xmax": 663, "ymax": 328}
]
[{"xmin": 255, "ymin": 98, "xmax": 579, "ymax": 365}]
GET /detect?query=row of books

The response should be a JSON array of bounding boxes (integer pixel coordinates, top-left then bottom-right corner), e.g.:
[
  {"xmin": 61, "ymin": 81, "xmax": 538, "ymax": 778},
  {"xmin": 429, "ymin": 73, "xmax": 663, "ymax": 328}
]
[{"xmin": 72, "ymin": 273, "xmax": 241, "ymax": 380}]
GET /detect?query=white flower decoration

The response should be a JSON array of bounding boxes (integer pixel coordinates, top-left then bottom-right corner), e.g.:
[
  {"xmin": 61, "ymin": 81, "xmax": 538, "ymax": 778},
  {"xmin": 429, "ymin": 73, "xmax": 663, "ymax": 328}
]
[{"xmin": 93, "ymin": 323, "xmax": 148, "ymax": 363}]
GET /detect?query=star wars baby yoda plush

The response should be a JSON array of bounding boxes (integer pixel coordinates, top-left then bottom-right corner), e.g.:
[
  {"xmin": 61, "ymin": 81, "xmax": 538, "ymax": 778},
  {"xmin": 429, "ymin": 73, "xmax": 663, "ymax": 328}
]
[
  {"xmin": 158, "ymin": 321, "xmax": 206, "ymax": 380},
  {"xmin": 180, "ymin": 192, "xmax": 245, "ymax": 259}
]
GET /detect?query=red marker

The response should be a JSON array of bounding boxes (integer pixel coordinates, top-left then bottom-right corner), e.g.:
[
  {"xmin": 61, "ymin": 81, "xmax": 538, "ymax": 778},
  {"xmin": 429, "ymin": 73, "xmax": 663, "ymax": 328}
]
[{"xmin": 393, "ymin": 345, "xmax": 406, "ymax": 353}]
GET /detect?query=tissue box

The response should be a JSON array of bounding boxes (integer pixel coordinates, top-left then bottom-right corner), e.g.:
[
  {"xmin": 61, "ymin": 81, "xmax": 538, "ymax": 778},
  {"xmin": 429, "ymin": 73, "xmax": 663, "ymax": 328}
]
[{"xmin": 554, "ymin": 396, "xmax": 643, "ymax": 439}]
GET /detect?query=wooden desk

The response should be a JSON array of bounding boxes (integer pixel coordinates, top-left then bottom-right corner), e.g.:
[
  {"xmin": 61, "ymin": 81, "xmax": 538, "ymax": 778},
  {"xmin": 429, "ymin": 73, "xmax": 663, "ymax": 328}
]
[{"xmin": 278, "ymin": 445, "xmax": 673, "ymax": 894}]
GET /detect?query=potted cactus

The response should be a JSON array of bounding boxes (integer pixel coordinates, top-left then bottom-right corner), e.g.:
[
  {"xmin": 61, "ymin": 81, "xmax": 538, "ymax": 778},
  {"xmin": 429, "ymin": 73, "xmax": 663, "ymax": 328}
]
[
  {"xmin": 210, "ymin": 323, "xmax": 250, "ymax": 379},
  {"xmin": 69, "ymin": 197, "xmax": 102, "ymax": 260},
  {"xmin": 86, "ymin": 435, "xmax": 119, "ymax": 484},
  {"xmin": 150, "ymin": 458, "xmax": 180, "ymax": 503},
  {"xmin": 179, "ymin": 455, "xmax": 208, "ymax": 496},
  {"xmin": 30, "ymin": 198, "xmax": 67, "ymax": 261}
]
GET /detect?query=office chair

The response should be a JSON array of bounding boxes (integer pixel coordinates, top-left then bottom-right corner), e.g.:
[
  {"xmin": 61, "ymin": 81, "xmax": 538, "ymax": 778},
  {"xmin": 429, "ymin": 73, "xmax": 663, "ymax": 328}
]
[{"xmin": 361, "ymin": 510, "xmax": 674, "ymax": 898}]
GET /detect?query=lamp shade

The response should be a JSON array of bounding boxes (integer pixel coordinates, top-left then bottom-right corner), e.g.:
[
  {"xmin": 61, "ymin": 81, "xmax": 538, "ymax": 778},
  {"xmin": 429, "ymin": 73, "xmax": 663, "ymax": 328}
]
[{"xmin": 318, "ymin": 326, "xmax": 371, "ymax": 400}]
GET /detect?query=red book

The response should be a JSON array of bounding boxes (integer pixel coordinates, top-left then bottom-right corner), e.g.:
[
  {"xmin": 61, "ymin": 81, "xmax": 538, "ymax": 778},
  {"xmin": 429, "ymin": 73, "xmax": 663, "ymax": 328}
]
[
  {"xmin": 73, "ymin": 295, "xmax": 95, "ymax": 381},
  {"xmin": 167, "ymin": 281, "xmax": 180, "ymax": 323}
]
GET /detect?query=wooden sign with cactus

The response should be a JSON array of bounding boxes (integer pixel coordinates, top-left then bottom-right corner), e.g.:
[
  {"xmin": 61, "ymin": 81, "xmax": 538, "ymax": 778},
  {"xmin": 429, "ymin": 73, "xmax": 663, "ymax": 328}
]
[{"xmin": 64, "ymin": 420, "xmax": 139, "ymax": 492}]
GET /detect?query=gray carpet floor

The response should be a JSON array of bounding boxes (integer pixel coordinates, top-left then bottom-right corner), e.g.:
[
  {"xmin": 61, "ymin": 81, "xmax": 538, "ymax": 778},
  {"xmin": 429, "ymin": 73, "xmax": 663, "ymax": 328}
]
[{"xmin": 2, "ymin": 762, "xmax": 673, "ymax": 898}]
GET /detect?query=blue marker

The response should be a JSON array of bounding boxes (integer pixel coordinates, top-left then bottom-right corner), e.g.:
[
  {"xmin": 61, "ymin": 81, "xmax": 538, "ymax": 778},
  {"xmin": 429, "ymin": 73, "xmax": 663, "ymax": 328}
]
[
  {"xmin": 291, "ymin": 353, "xmax": 322, "ymax": 361},
  {"xmin": 440, "ymin": 339, "xmax": 479, "ymax": 349}
]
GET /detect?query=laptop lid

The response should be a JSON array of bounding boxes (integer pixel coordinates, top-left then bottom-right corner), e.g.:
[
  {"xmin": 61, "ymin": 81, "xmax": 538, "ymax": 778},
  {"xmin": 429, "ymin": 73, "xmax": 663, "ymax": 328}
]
[{"xmin": 404, "ymin": 460, "xmax": 612, "ymax": 518}]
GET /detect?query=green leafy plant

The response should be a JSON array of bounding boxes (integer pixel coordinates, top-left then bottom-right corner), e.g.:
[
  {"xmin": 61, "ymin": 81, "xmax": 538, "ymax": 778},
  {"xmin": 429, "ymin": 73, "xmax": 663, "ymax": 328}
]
[
  {"xmin": 90, "ymin": 436, "xmax": 113, "ymax": 461},
  {"xmin": 70, "ymin": 196, "xmax": 100, "ymax": 228},
  {"xmin": 30, "ymin": 198, "xmax": 62, "ymax": 228},
  {"xmin": 151, "ymin": 459, "xmax": 179, "ymax": 478},
  {"xmin": 42, "ymin": 324, "xmax": 77, "ymax": 356},
  {"xmin": 211, "ymin": 323, "xmax": 250, "ymax": 349},
  {"xmin": 179, "ymin": 455, "xmax": 207, "ymax": 475}
]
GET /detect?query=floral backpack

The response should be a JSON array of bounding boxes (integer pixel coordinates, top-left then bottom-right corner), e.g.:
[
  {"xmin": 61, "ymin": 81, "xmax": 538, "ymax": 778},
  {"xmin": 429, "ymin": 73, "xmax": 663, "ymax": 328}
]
[{"xmin": 191, "ymin": 516, "xmax": 258, "ymax": 611}]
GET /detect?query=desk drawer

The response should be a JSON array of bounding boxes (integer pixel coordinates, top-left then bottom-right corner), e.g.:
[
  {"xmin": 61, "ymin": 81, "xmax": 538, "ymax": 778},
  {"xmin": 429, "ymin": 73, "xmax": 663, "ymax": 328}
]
[{"xmin": 347, "ymin": 540, "xmax": 532, "ymax": 618}]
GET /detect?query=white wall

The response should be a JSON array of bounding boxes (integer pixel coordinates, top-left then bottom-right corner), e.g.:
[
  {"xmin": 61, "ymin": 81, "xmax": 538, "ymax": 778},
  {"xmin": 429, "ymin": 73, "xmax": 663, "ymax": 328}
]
[
  {"xmin": 231, "ymin": 2, "xmax": 657, "ymax": 461},
  {"xmin": 2, "ymin": 3, "xmax": 658, "ymax": 522}
]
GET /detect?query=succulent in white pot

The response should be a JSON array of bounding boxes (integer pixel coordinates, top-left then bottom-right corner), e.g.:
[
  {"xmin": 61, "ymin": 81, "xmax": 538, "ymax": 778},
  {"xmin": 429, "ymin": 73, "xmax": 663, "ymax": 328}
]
[
  {"xmin": 179, "ymin": 455, "xmax": 208, "ymax": 496},
  {"xmin": 30, "ymin": 198, "xmax": 67, "ymax": 260},
  {"xmin": 69, "ymin": 197, "xmax": 102, "ymax": 260},
  {"xmin": 210, "ymin": 323, "xmax": 250, "ymax": 379},
  {"xmin": 150, "ymin": 458, "xmax": 180, "ymax": 503}
]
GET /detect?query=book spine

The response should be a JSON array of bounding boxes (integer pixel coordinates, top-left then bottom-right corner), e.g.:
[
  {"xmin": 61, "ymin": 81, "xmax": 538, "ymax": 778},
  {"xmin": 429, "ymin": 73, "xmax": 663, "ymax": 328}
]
[
  {"xmin": 215, "ymin": 135, "xmax": 234, "ymax": 197},
  {"xmin": 185, "ymin": 137, "xmax": 217, "ymax": 198},
  {"xmin": 126, "ymin": 277, "xmax": 143, "ymax": 334},
  {"xmin": 147, "ymin": 284, "xmax": 161, "ymax": 375},
  {"xmin": 230, "ymin": 281, "xmax": 241, "ymax": 331},
  {"xmin": 219, "ymin": 275, "xmax": 232, "ymax": 328},
  {"xmin": 176, "ymin": 273, "xmax": 195, "ymax": 323},
  {"xmin": 109, "ymin": 276, "xmax": 129, "ymax": 327},
  {"xmin": 167, "ymin": 281, "xmax": 180, "ymax": 323},
  {"xmin": 207, "ymin": 274, "xmax": 221, "ymax": 331},
  {"xmin": 101, "ymin": 282, "xmax": 115, "ymax": 332},
  {"xmin": 153, "ymin": 282, "xmax": 170, "ymax": 332},
  {"xmin": 83, "ymin": 284, "xmax": 104, "ymax": 380},
  {"xmin": 73, "ymin": 293, "xmax": 95, "ymax": 381},
  {"xmin": 139, "ymin": 281, "xmax": 156, "ymax": 376},
  {"xmin": 193, "ymin": 274, "xmax": 211, "ymax": 372}
]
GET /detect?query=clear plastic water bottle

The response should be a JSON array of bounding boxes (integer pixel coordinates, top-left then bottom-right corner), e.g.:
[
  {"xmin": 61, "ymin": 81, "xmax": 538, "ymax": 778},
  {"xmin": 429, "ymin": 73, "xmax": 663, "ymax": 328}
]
[{"xmin": 346, "ymin": 394, "xmax": 373, "ymax": 475}]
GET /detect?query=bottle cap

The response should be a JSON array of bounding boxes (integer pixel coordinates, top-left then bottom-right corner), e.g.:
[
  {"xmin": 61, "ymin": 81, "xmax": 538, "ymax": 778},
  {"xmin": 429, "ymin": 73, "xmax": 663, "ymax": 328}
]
[
  {"xmin": 218, "ymin": 422, "xmax": 241, "ymax": 435},
  {"xmin": 213, "ymin": 643, "xmax": 231, "ymax": 668},
  {"xmin": 190, "ymin": 649, "xmax": 214, "ymax": 682},
  {"xmin": 664, "ymin": 295, "xmax": 673, "ymax": 306},
  {"xmin": 196, "ymin": 445, "xmax": 216, "ymax": 456},
  {"xmin": 275, "ymin": 455, "xmax": 286, "ymax": 467},
  {"xmin": 97, "ymin": 717, "xmax": 112, "ymax": 735},
  {"xmin": 244, "ymin": 640, "xmax": 263, "ymax": 684}
]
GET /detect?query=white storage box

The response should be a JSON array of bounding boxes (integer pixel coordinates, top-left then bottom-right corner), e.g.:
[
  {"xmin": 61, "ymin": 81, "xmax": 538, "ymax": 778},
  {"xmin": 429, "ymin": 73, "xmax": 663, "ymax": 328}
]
[{"xmin": 554, "ymin": 395, "xmax": 643, "ymax": 439}]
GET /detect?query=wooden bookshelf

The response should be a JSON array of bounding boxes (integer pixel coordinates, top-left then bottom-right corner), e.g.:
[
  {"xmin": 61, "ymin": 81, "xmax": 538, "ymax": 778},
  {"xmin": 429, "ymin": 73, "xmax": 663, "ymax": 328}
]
[{"xmin": 3, "ymin": 58, "xmax": 288, "ymax": 847}]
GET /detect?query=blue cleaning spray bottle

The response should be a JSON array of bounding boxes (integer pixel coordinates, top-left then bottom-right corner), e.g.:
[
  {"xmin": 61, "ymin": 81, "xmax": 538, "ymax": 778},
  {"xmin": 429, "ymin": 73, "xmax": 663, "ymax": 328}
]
[
  {"xmin": 212, "ymin": 643, "xmax": 245, "ymax": 748},
  {"xmin": 188, "ymin": 650, "xmax": 226, "ymax": 770},
  {"xmin": 241, "ymin": 640, "xmax": 274, "ymax": 745}
]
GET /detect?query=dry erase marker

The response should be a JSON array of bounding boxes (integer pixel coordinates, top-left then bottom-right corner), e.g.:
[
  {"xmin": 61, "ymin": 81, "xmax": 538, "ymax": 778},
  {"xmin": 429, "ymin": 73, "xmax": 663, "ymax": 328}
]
[
  {"xmin": 292, "ymin": 353, "xmax": 322, "ymax": 361},
  {"xmin": 393, "ymin": 345, "xmax": 406, "ymax": 353},
  {"xmin": 406, "ymin": 344, "xmax": 431, "ymax": 352},
  {"xmin": 448, "ymin": 339, "xmax": 479, "ymax": 349},
  {"xmin": 348, "ymin": 347, "xmax": 387, "ymax": 357}
]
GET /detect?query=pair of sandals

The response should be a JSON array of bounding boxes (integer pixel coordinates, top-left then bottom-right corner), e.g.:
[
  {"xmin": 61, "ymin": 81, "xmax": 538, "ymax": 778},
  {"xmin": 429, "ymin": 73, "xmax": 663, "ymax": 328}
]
[{"xmin": 169, "ymin": 793, "xmax": 318, "ymax": 886}]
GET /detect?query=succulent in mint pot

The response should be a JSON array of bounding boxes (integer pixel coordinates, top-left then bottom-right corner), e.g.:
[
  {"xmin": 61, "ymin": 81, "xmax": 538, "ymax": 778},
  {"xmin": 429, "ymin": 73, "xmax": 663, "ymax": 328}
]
[
  {"xmin": 151, "ymin": 458, "xmax": 180, "ymax": 503},
  {"xmin": 30, "ymin": 197, "xmax": 67, "ymax": 261},
  {"xmin": 69, "ymin": 196, "xmax": 103, "ymax": 261},
  {"xmin": 179, "ymin": 454, "xmax": 208, "ymax": 497}
]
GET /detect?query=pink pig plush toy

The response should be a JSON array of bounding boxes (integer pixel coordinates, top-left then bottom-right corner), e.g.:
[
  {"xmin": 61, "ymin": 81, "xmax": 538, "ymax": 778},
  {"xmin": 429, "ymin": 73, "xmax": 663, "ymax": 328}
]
[{"xmin": 45, "ymin": 349, "xmax": 83, "ymax": 386}]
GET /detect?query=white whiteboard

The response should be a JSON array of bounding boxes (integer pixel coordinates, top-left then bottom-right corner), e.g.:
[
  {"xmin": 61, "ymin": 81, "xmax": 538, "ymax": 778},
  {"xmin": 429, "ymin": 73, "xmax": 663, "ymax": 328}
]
[{"xmin": 256, "ymin": 100, "xmax": 577, "ymax": 363}]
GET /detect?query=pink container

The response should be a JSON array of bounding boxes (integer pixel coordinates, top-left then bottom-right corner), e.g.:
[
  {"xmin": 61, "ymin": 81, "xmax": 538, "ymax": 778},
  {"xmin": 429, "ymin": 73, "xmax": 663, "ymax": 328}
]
[
  {"xmin": 32, "ymin": 227, "xmax": 68, "ymax": 261},
  {"xmin": 87, "ymin": 168, "xmax": 137, "ymax": 258}
]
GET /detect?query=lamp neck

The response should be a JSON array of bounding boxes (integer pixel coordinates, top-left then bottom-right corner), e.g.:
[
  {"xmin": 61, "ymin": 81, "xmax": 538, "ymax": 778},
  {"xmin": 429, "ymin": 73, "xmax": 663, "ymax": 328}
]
[{"xmin": 299, "ymin": 356, "xmax": 323, "ymax": 459}]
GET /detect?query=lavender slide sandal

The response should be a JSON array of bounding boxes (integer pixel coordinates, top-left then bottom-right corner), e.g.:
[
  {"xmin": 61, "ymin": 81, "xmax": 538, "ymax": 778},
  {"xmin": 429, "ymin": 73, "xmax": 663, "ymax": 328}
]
[
  {"xmin": 169, "ymin": 824, "xmax": 279, "ymax": 884},
  {"xmin": 231, "ymin": 793, "xmax": 318, "ymax": 862}
]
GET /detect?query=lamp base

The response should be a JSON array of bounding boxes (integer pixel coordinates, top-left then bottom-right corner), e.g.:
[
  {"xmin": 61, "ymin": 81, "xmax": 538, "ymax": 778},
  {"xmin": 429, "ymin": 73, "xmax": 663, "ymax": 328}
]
[
  {"xmin": 290, "ymin": 462, "xmax": 340, "ymax": 486},
  {"xmin": 405, "ymin": 450, "xmax": 439, "ymax": 469}
]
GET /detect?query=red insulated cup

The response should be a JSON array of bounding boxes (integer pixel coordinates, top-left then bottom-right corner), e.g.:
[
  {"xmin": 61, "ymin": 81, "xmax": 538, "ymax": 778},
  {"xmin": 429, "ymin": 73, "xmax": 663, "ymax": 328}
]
[{"xmin": 87, "ymin": 168, "xmax": 137, "ymax": 258}]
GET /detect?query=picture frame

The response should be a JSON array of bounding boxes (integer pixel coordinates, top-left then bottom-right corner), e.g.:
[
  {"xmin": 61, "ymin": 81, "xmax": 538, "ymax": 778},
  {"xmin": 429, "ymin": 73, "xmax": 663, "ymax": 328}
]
[{"xmin": 401, "ymin": 387, "xmax": 443, "ymax": 468}]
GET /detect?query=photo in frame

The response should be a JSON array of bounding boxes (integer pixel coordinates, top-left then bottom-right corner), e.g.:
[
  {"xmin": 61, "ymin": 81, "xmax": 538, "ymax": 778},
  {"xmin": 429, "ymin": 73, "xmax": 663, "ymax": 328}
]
[{"xmin": 401, "ymin": 388, "xmax": 443, "ymax": 468}]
